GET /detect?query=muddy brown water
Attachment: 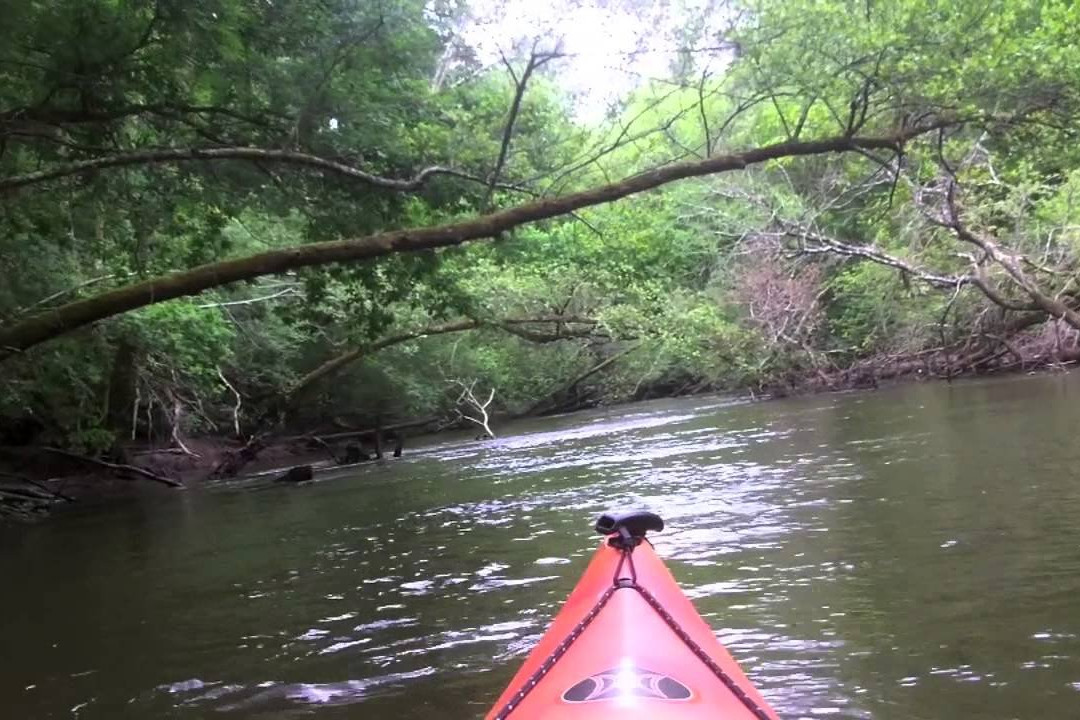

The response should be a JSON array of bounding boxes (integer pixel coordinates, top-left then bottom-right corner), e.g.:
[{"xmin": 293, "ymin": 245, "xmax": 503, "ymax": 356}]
[{"xmin": 3, "ymin": 372, "xmax": 1080, "ymax": 719}]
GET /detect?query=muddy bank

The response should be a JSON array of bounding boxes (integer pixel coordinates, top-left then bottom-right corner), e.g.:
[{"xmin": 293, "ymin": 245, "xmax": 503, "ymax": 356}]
[
  {"xmin": 0, "ymin": 432, "xmax": 409, "ymax": 523},
  {"xmin": 752, "ymin": 337, "xmax": 1080, "ymax": 398}
]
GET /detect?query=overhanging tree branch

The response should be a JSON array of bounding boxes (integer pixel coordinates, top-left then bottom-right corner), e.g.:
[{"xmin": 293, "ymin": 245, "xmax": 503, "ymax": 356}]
[
  {"xmin": 0, "ymin": 122, "xmax": 957, "ymax": 359},
  {"xmin": 0, "ymin": 147, "xmax": 498, "ymax": 194},
  {"xmin": 928, "ymin": 179, "xmax": 1080, "ymax": 330},
  {"xmin": 782, "ymin": 224, "xmax": 1046, "ymax": 314},
  {"xmin": 0, "ymin": 103, "xmax": 286, "ymax": 130},
  {"xmin": 782, "ymin": 225, "xmax": 965, "ymax": 289}
]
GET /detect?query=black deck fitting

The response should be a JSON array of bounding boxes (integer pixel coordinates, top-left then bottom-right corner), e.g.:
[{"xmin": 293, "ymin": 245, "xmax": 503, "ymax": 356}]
[{"xmin": 594, "ymin": 511, "xmax": 664, "ymax": 547}]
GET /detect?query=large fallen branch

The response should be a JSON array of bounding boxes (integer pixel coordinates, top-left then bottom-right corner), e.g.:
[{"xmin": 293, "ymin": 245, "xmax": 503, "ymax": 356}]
[
  {"xmin": 0, "ymin": 471, "xmax": 75, "ymax": 502},
  {"xmin": 523, "ymin": 343, "xmax": 642, "ymax": 416},
  {"xmin": 39, "ymin": 447, "xmax": 183, "ymax": 488},
  {"xmin": 284, "ymin": 315, "xmax": 600, "ymax": 408},
  {"xmin": 284, "ymin": 319, "xmax": 480, "ymax": 407},
  {"xmin": 0, "ymin": 122, "xmax": 956, "ymax": 359},
  {"xmin": 282, "ymin": 416, "xmax": 439, "ymax": 443},
  {"xmin": 939, "ymin": 182, "xmax": 1080, "ymax": 331}
]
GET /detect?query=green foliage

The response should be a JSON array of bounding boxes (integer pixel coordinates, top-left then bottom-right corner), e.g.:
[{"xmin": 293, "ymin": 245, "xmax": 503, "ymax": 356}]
[
  {"xmin": 0, "ymin": 334, "xmax": 113, "ymax": 449},
  {"xmin": 826, "ymin": 263, "xmax": 942, "ymax": 355},
  {"xmin": 3, "ymin": 0, "xmax": 1079, "ymax": 449},
  {"xmin": 122, "ymin": 302, "xmax": 235, "ymax": 395}
]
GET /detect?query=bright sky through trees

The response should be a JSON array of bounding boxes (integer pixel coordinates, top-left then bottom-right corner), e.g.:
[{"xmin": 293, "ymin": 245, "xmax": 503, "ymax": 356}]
[{"xmin": 451, "ymin": 0, "xmax": 733, "ymax": 119}]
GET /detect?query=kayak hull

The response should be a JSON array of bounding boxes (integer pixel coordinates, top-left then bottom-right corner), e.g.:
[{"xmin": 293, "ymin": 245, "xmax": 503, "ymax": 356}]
[{"xmin": 486, "ymin": 539, "xmax": 778, "ymax": 719}]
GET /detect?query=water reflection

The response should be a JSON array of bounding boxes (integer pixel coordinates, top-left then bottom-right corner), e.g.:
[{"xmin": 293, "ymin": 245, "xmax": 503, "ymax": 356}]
[{"xmin": 2, "ymin": 373, "xmax": 1080, "ymax": 718}]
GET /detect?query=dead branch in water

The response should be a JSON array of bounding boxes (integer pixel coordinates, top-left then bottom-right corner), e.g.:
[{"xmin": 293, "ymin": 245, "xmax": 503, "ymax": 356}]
[
  {"xmin": 40, "ymin": 448, "xmax": 183, "ymax": 488},
  {"xmin": 217, "ymin": 367, "xmax": 243, "ymax": 438},
  {"xmin": 451, "ymin": 379, "xmax": 496, "ymax": 439},
  {"xmin": 0, "ymin": 471, "xmax": 74, "ymax": 502}
]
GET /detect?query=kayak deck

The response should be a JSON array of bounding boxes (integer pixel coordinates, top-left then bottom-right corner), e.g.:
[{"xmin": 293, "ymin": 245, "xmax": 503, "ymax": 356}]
[{"xmin": 486, "ymin": 513, "xmax": 778, "ymax": 719}]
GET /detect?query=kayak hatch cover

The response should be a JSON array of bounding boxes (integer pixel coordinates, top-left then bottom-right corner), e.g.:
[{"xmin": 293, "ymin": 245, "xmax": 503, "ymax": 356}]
[{"xmin": 485, "ymin": 511, "xmax": 779, "ymax": 719}]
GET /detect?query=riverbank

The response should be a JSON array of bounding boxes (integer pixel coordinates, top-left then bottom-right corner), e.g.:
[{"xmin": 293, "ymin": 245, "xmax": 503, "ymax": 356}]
[
  {"xmin": 3, "ymin": 353, "xmax": 1077, "ymax": 523},
  {"xmin": 754, "ymin": 340, "xmax": 1080, "ymax": 398},
  {"xmin": 0, "ymin": 438, "xmax": 338, "ymax": 521}
]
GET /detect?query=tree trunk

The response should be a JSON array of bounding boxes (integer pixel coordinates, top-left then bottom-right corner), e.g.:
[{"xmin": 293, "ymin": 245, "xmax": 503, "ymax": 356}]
[{"xmin": 103, "ymin": 338, "xmax": 139, "ymax": 439}]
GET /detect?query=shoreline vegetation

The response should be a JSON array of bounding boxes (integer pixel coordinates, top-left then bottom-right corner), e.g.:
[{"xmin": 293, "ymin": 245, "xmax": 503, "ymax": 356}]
[
  {"xmin": 3, "ymin": 3, "xmax": 1080, "ymax": 519},
  {"xmin": 3, "ymin": 356, "xmax": 1076, "ymax": 523}
]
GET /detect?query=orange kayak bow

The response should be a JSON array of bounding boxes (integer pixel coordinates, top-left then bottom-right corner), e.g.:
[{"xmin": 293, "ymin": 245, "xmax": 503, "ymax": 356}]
[{"xmin": 486, "ymin": 512, "xmax": 779, "ymax": 719}]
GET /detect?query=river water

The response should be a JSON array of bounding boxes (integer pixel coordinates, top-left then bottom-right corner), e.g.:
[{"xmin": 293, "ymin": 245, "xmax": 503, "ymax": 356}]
[{"xmin": 3, "ymin": 372, "xmax": 1080, "ymax": 719}]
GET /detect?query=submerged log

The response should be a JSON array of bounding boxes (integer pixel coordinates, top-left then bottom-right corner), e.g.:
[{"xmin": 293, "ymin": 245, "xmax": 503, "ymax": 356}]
[
  {"xmin": 209, "ymin": 417, "xmax": 423, "ymax": 479},
  {"xmin": 284, "ymin": 416, "xmax": 437, "ymax": 444},
  {"xmin": 342, "ymin": 443, "xmax": 369, "ymax": 464},
  {"xmin": 275, "ymin": 465, "xmax": 314, "ymax": 483}
]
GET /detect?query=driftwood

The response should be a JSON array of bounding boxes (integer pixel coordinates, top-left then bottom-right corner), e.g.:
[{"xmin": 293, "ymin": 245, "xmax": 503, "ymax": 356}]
[
  {"xmin": 310, "ymin": 433, "xmax": 404, "ymax": 463},
  {"xmin": 0, "ymin": 484, "xmax": 51, "ymax": 500},
  {"xmin": 304, "ymin": 435, "xmax": 341, "ymax": 462},
  {"xmin": 450, "ymin": 380, "xmax": 496, "ymax": 439},
  {"xmin": 343, "ymin": 443, "xmax": 368, "ymax": 463},
  {"xmin": 133, "ymin": 447, "xmax": 192, "ymax": 456},
  {"xmin": 0, "ymin": 488, "xmax": 55, "ymax": 521},
  {"xmin": 40, "ymin": 447, "xmax": 183, "ymax": 488},
  {"xmin": 301, "ymin": 437, "xmax": 372, "ymax": 464},
  {"xmin": 763, "ymin": 311, "xmax": 1080, "ymax": 396},
  {"xmin": 0, "ymin": 471, "xmax": 75, "ymax": 502}
]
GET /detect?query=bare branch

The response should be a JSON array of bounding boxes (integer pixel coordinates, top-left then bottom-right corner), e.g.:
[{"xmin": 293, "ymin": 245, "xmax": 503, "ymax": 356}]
[
  {"xmin": 0, "ymin": 147, "xmax": 498, "ymax": 195},
  {"xmin": 197, "ymin": 287, "xmax": 299, "ymax": 309},
  {"xmin": 283, "ymin": 315, "xmax": 601, "ymax": 409},
  {"xmin": 10, "ymin": 273, "xmax": 125, "ymax": 319},
  {"xmin": 217, "ymin": 367, "xmax": 243, "ymax": 438},
  {"xmin": 484, "ymin": 48, "xmax": 561, "ymax": 208},
  {"xmin": 284, "ymin": 318, "xmax": 480, "ymax": 407},
  {"xmin": 494, "ymin": 319, "xmax": 602, "ymax": 343},
  {"xmin": 169, "ymin": 397, "xmax": 200, "ymax": 457},
  {"xmin": 450, "ymin": 379, "xmax": 496, "ymax": 439},
  {"xmin": 698, "ymin": 69, "xmax": 713, "ymax": 156},
  {"xmin": 779, "ymin": 225, "xmax": 965, "ymax": 289}
]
